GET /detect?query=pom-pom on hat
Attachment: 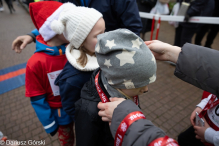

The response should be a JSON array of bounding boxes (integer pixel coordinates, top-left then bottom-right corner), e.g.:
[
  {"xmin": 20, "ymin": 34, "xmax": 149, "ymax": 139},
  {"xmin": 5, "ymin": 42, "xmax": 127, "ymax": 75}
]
[
  {"xmin": 29, "ymin": 1, "xmax": 76, "ymax": 42},
  {"xmin": 95, "ymin": 29, "xmax": 157, "ymax": 89},
  {"xmin": 51, "ymin": 6, "xmax": 103, "ymax": 49}
]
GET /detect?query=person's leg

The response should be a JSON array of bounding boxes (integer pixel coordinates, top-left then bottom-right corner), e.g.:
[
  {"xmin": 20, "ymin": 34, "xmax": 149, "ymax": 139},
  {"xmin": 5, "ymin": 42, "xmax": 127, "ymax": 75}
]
[
  {"xmin": 180, "ymin": 27, "xmax": 197, "ymax": 47},
  {"xmin": 0, "ymin": 0, "xmax": 4, "ymax": 11},
  {"xmin": 9, "ymin": 0, "xmax": 14, "ymax": 11},
  {"xmin": 0, "ymin": 0, "xmax": 3, "ymax": 7},
  {"xmin": 195, "ymin": 24, "xmax": 210, "ymax": 46},
  {"xmin": 4, "ymin": 0, "xmax": 12, "ymax": 13},
  {"xmin": 57, "ymin": 122, "xmax": 74, "ymax": 146},
  {"xmin": 205, "ymin": 24, "xmax": 219, "ymax": 48},
  {"xmin": 178, "ymin": 126, "xmax": 205, "ymax": 146},
  {"xmin": 174, "ymin": 25, "xmax": 182, "ymax": 47}
]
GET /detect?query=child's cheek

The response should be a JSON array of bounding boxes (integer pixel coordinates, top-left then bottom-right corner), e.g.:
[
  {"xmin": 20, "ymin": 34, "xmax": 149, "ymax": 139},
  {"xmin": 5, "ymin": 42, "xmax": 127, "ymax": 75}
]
[{"xmin": 93, "ymin": 40, "xmax": 98, "ymax": 50}]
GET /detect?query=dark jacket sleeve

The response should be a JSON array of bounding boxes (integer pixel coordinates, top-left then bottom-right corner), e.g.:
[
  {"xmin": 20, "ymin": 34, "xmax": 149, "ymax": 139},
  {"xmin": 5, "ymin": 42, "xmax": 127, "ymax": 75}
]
[
  {"xmin": 75, "ymin": 98, "xmax": 114, "ymax": 146},
  {"xmin": 113, "ymin": 0, "xmax": 142, "ymax": 36},
  {"xmin": 174, "ymin": 43, "xmax": 219, "ymax": 97},
  {"xmin": 58, "ymin": 79, "xmax": 81, "ymax": 121},
  {"xmin": 186, "ymin": 0, "xmax": 208, "ymax": 17},
  {"xmin": 110, "ymin": 100, "xmax": 166, "ymax": 146}
]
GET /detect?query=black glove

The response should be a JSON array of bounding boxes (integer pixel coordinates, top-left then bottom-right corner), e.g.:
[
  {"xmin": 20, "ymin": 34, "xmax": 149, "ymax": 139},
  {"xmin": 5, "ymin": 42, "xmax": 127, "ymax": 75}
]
[{"xmin": 184, "ymin": 14, "xmax": 190, "ymax": 23}]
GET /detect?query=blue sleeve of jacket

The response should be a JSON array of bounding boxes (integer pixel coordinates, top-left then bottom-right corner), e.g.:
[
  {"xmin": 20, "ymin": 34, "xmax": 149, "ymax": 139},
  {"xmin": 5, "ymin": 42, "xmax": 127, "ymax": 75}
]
[
  {"xmin": 30, "ymin": 94, "xmax": 58, "ymax": 134},
  {"xmin": 59, "ymin": 80, "xmax": 81, "ymax": 121},
  {"xmin": 187, "ymin": 0, "xmax": 208, "ymax": 17},
  {"xmin": 113, "ymin": 0, "xmax": 142, "ymax": 36},
  {"xmin": 31, "ymin": 29, "xmax": 40, "ymax": 36}
]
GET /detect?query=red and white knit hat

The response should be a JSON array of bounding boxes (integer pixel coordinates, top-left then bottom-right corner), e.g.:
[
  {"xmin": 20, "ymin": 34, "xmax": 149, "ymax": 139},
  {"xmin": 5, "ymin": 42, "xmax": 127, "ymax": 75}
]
[{"xmin": 29, "ymin": 1, "xmax": 76, "ymax": 41}]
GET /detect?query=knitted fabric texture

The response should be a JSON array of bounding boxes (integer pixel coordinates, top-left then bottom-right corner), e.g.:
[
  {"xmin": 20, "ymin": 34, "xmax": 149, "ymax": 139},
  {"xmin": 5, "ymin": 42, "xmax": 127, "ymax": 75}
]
[
  {"xmin": 51, "ymin": 6, "xmax": 103, "ymax": 49},
  {"xmin": 29, "ymin": 1, "xmax": 75, "ymax": 41},
  {"xmin": 95, "ymin": 29, "xmax": 157, "ymax": 89}
]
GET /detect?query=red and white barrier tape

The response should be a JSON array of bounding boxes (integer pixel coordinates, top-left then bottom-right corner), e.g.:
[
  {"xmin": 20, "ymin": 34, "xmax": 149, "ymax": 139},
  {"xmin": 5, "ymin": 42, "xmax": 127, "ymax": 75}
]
[{"xmin": 139, "ymin": 12, "xmax": 219, "ymax": 25}]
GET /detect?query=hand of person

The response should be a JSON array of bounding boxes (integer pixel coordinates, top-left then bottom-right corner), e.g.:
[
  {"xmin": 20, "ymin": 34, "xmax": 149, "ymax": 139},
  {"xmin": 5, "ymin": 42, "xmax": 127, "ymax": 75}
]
[
  {"xmin": 12, "ymin": 35, "xmax": 33, "ymax": 53},
  {"xmin": 145, "ymin": 40, "xmax": 181, "ymax": 63},
  {"xmin": 98, "ymin": 97, "xmax": 125, "ymax": 122},
  {"xmin": 194, "ymin": 117, "xmax": 210, "ymax": 143},
  {"xmin": 190, "ymin": 107, "xmax": 203, "ymax": 126},
  {"xmin": 184, "ymin": 14, "xmax": 190, "ymax": 22}
]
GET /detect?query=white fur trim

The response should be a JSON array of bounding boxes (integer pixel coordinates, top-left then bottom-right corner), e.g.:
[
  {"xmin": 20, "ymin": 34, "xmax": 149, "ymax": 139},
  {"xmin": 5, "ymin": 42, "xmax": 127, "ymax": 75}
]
[
  {"xmin": 39, "ymin": 4, "xmax": 64, "ymax": 41},
  {"xmin": 39, "ymin": 3, "xmax": 75, "ymax": 41},
  {"xmin": 65, "ymin": 45, "xmax": 99, "ymax": 71}
]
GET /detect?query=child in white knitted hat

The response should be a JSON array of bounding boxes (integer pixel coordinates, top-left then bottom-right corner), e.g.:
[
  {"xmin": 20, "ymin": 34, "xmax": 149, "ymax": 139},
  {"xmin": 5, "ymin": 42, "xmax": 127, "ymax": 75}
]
[{"xmin": 52, "ymin": 0, "xmax": 105, "ymax": 137}]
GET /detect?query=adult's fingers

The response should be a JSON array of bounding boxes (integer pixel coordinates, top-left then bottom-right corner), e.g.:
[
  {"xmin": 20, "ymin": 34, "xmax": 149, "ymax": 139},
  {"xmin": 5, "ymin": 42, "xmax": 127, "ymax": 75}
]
[
  {"xmin": 98, "ymin": 109, "xmax": 106, "ymax": 117},
  {"xmin": 109, "ymin": 97, "xmax": 120, "ymax": 102},
  {"xmin": 190, "ymin": 112, "xmax": 196, "ymax": 126},
  {"xmin": 101, "ymin": 116, "xmax": 111, "ymax": 122},
  {"xmin": 194, "ymin": 126, "xmax": 198, "ymax": 130},
  {"xmin": 97, "ymin": 102, "xmax": 105, "ymax": 110},
  {"xmin": 144, "ymin": 41, "xmax": 153, "ymax": 46},
  {"xmin": 193, "ymin": 126, "xmax": 200, "ymax": 132},
  {"xmin": 195, "ymin": 135, "xmax": 201, "ymax": 140}
]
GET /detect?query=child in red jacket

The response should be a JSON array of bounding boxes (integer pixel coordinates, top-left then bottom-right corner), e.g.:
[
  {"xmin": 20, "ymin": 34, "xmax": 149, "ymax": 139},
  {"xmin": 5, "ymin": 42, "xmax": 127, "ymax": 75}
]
[{"xmin": 25, "ymin": 2, "xmax": 75, "ymax": 145}]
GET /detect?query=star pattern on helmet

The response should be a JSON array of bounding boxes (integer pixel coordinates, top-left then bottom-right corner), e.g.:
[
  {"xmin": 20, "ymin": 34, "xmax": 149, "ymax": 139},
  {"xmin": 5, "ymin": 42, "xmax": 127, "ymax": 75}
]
[
  {"xmin": 108, "ymin": 79, "xmax": 114, "ymax": 85},
  {"xmin": 131, "ymin": 38, "xmax": 142, "ymax": 49},
  {"xmin": 151, "ymin": 55, "xmax": 156, "ymax": 64},
  {"xmin": 116, "ymin": 50, "xmax": 136, "ymax": 66},
  {"xmin": 104, "ymin": 59, "xmax": 112, "ymax": 68},
  {"xmin": 95, "ymin": 43, "xmax": 100, "ymax": 53},
  {"xmin": 149, "ymin": 74, "xmax": 156, "ymax": 83},
  {"xmin": 123, "ymin": 79, "xmax": 135, "ymax": 89},
  {"xmin": 124, "ymin": 30, "xmax": 131, "ymax": 34},
  {"xmin": 105, "ymin": 39, "xmax": 116, "ymax": 49}
]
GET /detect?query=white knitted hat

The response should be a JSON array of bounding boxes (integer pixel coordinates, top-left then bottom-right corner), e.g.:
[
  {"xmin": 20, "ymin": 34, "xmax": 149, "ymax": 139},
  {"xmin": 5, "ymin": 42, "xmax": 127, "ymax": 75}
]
[{"xmin": 51, "ymin": 6, "xmax": 103, "ymax": 49}]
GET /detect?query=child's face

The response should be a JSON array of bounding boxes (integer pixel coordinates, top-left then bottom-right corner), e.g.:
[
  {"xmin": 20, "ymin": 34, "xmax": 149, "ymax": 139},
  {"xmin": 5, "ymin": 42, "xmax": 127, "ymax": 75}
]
[
  {"xmin": 83, "ymin": 18, "xmax": 105, "ymax": 54},
  {"xmin": 120, "ymin": 85, "xmax": 148, "ymax": 97}
]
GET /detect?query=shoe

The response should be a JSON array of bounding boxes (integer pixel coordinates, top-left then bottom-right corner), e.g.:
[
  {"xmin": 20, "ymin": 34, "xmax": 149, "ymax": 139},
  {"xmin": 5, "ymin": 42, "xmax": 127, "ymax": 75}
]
[{"xmin": 0, "ymin": 7, "xmax": 4, "ymax": 12}]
